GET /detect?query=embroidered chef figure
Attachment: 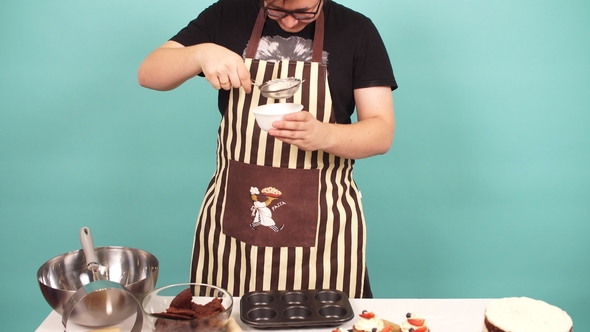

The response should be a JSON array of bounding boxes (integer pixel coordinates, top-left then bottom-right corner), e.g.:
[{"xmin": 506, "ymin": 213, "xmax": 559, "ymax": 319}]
[{"xmin": 250, "ymin": 186, "xmax": 284, "ymax": 232}]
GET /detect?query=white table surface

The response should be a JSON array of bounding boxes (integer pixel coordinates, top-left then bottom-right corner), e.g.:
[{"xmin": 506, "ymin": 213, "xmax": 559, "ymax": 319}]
[{"xmin": 36, "ymin": 298, "xmax": 492, "ymax": 332}]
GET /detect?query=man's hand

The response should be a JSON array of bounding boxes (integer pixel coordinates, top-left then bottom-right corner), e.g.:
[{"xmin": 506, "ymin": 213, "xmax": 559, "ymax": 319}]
[
  {"xmin": 268, "ymin": 111, "xmax": 329, "ymax": 152},
  {"xmin": 197, "ymin": 43, "xmax": 252, "ymax": 93}
]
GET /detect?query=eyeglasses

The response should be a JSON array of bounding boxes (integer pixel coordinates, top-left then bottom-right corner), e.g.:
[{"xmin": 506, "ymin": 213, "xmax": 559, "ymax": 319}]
[{"xmin": 264, "ymin": 0, "xmax": 323, "ymax": 21}]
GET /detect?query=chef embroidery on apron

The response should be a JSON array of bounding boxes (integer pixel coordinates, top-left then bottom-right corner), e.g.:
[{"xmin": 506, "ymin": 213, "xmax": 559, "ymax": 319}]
[{"xmin": 223, "ymin": 159, "xmax": 320, "ymax": 247}]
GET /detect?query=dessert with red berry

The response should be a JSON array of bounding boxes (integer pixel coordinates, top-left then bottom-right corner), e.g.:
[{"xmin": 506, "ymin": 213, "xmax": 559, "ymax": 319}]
[
  {"xmin": 400, "ymin": 312, "xmax": 430, "ymax": 332},
  {"xmin": 344, "ymin": 310, "xmax": 401, "ymax": 332}
]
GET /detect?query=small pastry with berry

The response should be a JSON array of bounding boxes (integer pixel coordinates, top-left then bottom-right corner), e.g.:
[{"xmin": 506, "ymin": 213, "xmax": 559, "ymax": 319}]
[
  {"xmin": 400, "ymin": 312, "xmax": 430, "ymax": 332},
  {"xmin": 348, "ymin": 310, "xmax": 401, "ymax": 332}
]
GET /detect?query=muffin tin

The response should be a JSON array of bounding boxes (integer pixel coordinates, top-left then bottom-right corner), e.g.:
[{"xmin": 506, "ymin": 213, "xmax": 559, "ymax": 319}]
[{"xmin": 240, "ymin": 289, "xmax": 354, "ymax": 329}]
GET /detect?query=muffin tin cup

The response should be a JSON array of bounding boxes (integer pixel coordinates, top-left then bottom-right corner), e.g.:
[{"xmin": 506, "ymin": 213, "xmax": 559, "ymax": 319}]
[{"xmin": 240, "ymin": 289, "xmax": 354, "ymax": 329}]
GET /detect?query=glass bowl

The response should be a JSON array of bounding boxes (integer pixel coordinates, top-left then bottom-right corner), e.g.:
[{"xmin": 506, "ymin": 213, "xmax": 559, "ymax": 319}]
[{"xmin": 142, "ymin": 283, "xmax": 233, "ymax": 332}]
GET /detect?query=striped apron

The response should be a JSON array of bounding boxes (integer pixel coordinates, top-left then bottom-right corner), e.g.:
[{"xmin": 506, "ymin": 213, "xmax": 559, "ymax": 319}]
[{"xmin": 190, "ymin": 8, "xmax": 368, "ymax": 298}]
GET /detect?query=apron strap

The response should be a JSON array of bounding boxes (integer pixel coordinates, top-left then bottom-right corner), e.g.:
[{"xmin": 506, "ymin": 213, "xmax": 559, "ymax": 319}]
[
  {"xmin": 245, "ymin": 7, "xmax": 267, "ymax": 59},
  {"xmin": 245, "ymin": 7, "xmax": 325, "ymax": 62},
  {"xmin": 312, "ymin": 10, "xmax": 324, "ymax": 62}
]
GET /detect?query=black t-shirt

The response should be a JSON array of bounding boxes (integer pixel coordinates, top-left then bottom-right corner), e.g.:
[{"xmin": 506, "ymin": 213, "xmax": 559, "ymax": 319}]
[{"xmin": 171, "ymin": 0, "xmax": 397, "ymax": 124}]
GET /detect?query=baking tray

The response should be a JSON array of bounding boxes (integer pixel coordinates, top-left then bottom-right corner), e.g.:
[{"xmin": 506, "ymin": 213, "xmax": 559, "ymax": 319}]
[{"xmin": 240, "ymin": 289, "xmax": 355, "ymax": 329}]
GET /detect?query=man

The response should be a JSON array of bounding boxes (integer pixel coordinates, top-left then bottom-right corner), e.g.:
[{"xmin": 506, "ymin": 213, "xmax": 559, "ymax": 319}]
[{"xmin": 139, "ymin": 0, "xmax": 397, "ymax": 298}]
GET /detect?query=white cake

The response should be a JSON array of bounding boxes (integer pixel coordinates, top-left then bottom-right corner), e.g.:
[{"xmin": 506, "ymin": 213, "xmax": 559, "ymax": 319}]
[{"xmin": 483, "ymin": 297, "xmax": 573, "ymax": 332}]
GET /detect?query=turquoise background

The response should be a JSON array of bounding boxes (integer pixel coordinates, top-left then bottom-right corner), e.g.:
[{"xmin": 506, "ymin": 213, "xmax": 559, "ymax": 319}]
[{"xmin": 1, "ymin": 0, "xmax": 589, "ymax": 330}]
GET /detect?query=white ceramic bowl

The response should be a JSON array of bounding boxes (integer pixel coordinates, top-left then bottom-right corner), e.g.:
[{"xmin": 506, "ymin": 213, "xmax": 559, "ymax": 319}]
[{"xmin": 251, "ymin": 103, "xmax": 304, "ymax": 131}]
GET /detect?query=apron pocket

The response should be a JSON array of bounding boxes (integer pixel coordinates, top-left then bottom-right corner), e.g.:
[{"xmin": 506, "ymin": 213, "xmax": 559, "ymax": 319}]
[{"xmin": 221, "ymin": 159, "xmax": 320, "ymax": 247}]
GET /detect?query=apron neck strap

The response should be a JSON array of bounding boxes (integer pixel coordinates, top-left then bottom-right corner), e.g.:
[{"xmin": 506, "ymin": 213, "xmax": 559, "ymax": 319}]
[
  {"xmin": 245, "ymin": 8, "xmax": 266, "ymax": 59},
  {"xmin": 311, "ymin": 10, "xmax": 325, "ymax": 62},
  {"xmin": 245, "ymin": 7, "xmax": 325, "ymax": 62}
]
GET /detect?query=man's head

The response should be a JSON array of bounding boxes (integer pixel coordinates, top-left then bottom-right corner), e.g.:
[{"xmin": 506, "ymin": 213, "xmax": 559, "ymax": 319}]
[{"xmin": 263, "ymin": 0, "xmax": 324, "ymax": 32}]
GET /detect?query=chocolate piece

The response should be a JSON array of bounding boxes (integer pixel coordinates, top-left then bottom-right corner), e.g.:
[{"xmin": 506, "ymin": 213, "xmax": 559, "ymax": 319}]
[
  {"xmin": 169, "ymin": 288, "xmax": 194, "ymax": 310},
  {"xmin": 192, "ymin": 298, "xmax": 225, "ymax": 318},
  {"xmin": 152, "ymin": 288, "xmax": 227, "ymax": 332},
  {"xmin": 152, "ymin": 312, "xmax": 194, "ymax": 320}
]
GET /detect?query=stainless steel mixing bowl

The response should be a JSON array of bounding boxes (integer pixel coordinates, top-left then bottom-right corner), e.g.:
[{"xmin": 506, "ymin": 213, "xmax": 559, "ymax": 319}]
[{"xmin": 37, "ymin": 246, "xmax": 159, "ymax": 327}]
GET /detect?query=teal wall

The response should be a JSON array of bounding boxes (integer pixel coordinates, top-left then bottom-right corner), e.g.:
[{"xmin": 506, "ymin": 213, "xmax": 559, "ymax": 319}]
[{"xmin": 1, "ymin": 0, "xmax": 589, "ymax": 330}]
